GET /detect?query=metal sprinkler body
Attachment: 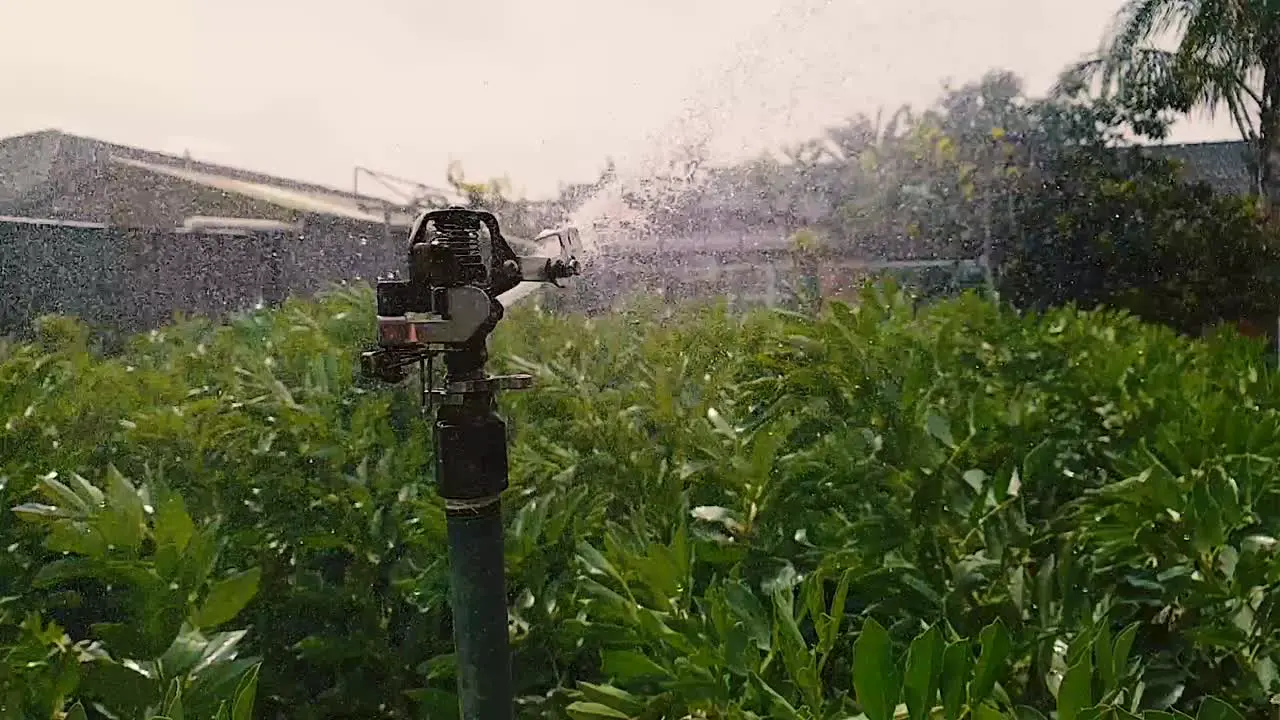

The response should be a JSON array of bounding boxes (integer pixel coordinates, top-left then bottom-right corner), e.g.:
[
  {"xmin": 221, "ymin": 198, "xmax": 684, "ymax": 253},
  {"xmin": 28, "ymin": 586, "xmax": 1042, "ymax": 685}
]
[{"xmin": 361, "ymin": 207, "xmax": 580, "ymax": 720}]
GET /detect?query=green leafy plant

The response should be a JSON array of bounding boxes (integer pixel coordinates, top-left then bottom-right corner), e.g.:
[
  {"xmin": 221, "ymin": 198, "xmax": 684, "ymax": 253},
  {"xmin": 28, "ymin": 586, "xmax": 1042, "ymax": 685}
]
[
  {"xmin": 2, "ymin": 281, "xmax": 1279, "ymax": 720},
  {"xmin": 3, "ymin": 468, "xmax": 260, "ymax": 719}
]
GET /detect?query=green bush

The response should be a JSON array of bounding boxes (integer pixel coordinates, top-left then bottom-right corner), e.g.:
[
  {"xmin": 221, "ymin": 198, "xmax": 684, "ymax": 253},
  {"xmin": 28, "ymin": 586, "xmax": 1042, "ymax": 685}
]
[
  {"xmin": 1, "ymin": 466, "xmax": 261, "ymax": 719},
  {"xmin": 3, "ymin": 282, "xmax": 1280, "ymax": 719},
  {"xmin": 999, "ymin": 149, "xmax": 1280, "ymax": 335}
]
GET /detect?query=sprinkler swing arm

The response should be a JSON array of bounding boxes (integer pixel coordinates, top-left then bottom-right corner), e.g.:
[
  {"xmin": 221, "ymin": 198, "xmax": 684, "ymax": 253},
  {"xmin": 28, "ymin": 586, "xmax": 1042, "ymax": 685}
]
[{"xmin": 359, "ymin": 207, "xmax": 581, "ymax": 720}]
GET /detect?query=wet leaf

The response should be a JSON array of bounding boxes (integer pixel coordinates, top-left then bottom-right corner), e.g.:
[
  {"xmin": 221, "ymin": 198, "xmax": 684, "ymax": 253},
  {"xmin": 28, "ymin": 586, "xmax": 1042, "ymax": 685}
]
[
  {"xmin": 194, "ymin": 568, "xmax": 261, "ymax": 629},
  {"xmin": 854, "ymin": 618, "xmax": 900, "ymax": 720}
]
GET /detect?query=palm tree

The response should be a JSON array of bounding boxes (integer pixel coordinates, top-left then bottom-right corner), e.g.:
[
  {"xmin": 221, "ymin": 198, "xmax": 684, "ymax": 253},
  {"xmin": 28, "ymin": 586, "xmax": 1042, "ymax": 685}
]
[{"xmin": 1065, "ymin": 0, "xmax": 1278, "ymax": 206}]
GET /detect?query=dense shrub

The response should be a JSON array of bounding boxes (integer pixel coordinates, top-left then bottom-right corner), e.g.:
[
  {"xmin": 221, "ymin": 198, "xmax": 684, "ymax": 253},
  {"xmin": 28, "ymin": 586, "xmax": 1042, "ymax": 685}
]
[
  {"xmin": 999, "ymin": 148, "xmax": 1280, "ymax": 335},
  {"xmin": 3, "ymin": 283, "xmax": 1280, "ymax": 718}
]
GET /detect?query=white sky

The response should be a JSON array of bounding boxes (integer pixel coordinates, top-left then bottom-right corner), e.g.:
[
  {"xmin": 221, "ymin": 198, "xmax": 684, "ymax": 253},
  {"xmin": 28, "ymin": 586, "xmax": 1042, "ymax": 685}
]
[{"xmin": 0, "ymin": 0, "xmax": 1240, "ymax": 199}]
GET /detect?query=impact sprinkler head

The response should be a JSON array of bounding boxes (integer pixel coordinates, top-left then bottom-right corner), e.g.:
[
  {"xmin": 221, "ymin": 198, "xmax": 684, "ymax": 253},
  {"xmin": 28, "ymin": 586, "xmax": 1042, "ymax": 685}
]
[
  {"xmin": 355, "ymin": 206, "xmax": 583, "ymax": 720},
  {"xmin": 360, "ymin": 207, "xmax": 581, "ymax": 407}
]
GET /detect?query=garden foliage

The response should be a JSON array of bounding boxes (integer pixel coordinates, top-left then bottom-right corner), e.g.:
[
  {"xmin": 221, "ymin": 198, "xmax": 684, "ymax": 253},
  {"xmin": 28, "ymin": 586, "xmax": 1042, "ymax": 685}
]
[{"xmin": 3, "ymin": 282, "xmax": 1280, "ymax": 719}]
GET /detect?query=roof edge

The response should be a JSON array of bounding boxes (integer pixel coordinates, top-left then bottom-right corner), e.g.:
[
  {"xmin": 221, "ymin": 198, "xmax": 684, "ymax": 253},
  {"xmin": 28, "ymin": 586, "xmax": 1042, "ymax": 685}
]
[{"xmin": 6, "ymin": 128, "xmax": 407, "ymax": 208}]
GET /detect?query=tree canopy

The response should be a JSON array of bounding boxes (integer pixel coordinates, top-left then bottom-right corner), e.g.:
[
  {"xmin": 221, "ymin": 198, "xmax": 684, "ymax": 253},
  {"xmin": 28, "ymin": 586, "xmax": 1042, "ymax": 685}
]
[{"xmin": 1064, "ymin": 0, "xmax": 1276, "ymax": 205}]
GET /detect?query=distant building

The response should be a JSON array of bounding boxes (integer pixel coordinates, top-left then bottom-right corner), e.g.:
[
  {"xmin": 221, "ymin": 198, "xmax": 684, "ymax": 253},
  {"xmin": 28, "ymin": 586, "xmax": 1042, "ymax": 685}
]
[
  {"xmin": 1143, "ymin": 140, "xmax": 1258, "ymax": 197},
  {"xmin": 0, "ymin": 129, "xmax": 423, "ymax": 229},
  {"xmin": 0, "ymin": 129, "xmax": 453, "ymax": 337}
]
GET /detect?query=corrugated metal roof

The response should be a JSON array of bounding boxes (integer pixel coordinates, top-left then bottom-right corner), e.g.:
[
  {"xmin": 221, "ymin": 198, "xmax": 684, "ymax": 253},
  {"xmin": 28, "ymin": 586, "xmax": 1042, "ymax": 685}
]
[{"xmin": 109, "ymin": 155, "xmax": 417, "ymax": 226}]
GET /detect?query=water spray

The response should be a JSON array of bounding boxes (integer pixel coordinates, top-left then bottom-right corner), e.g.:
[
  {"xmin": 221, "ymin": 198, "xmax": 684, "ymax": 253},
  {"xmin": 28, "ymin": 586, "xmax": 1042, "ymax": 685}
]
[{"xmin": 360, "ymin": 207, "xmax": 580, "ymax": 720}]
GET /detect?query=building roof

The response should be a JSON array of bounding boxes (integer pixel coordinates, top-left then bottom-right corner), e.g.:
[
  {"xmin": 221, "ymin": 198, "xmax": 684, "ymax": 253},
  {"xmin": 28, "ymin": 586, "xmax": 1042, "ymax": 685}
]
[
  {"xmin": 1141, "ymin": 140, "xmax": 1257, "ymax": 196},
  {"xmin": 0, "ymin": 129, "xmax": 430, "ymax": 226}
]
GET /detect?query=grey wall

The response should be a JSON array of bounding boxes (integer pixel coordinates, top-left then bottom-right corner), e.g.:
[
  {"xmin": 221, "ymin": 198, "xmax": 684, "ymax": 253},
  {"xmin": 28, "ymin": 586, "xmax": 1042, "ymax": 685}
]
[{"xmin": 0, "ymin": 214, "xmax": 401, "ymax": 338}]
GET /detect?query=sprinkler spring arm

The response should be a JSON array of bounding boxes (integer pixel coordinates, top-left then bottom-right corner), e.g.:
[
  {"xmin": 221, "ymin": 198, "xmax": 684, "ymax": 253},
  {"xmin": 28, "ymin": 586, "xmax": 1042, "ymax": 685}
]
[{"xmin": 360, "ymin": 208, "xmax": 580, "ymax": 720}]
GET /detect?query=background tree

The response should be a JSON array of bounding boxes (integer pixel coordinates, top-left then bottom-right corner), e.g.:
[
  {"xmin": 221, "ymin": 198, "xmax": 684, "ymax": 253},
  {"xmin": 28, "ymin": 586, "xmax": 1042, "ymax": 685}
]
[
  {"xmin": 652, "ymin": 68, "xmax": 1280, "ymax": 336},
  {"xmin": 1063, "ymin": 0, "xmax": 1278, "ymax": 206}
]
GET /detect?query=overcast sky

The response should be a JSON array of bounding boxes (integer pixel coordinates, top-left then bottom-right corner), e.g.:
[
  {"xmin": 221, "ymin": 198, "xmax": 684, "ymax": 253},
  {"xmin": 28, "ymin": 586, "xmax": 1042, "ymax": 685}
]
[{"xmin": 0, "ymin": 0, "xmax": 1240, "ymax": 199}]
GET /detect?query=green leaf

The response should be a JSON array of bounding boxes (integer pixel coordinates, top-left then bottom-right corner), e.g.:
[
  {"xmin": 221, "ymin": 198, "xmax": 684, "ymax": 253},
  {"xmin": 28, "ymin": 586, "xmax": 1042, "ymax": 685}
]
[
  {"xmin": 962, "ymin": 469, "xmax": 987, "ymax": 494},
  {"xmin": 854, "ymin": 617, "xmax": 900, "ymax": 720},
  {"xmin": 12, "ymin": 503, "xmax": 74, "ymax": 521},
  {"xmin": 177, "ymin": 523, "xmax": 222, "ymax": 593},
  {"xmin": 1095, "ymin": 623, "xmax": 1115, "ymax": 694},
  {"xmin": 724, "ymin": 580, "xmax": 771, "ymax": 651},
  {"xmin": 629, "ymin": 545, "xmax": 682, "ymax": 610},
  {"xmin": 576, "ymin": 682, "xmax": 646, "ymax": 716},
  {"xmin": 33, "ymin": 557, "xmax": 103, "ymax": 588},
  {"xmin": 406, "ymin": 688, "xmax": 459, "ymax": 720},
  {"xmin": 186, "ymin": 657, "xmax": 259, "ymax": 719},
  {"xmin": 774, "ymin": 588, "xmax": 822, "ymax": 710},
  {"xmin": 1195, "ymin": 697, "xmax": 1244, "ymax": 720},
  {"xmin": 193, "ymin": 567, "xmax": 261, "ymax": 629},
  {"xmin": 970, "ymin": 620, "xmax": 1011, "ymax": 706},
  {"xmin": 926, "ymin": 411, "xmax": 956, "ymax": 448},
  {"xmin": 66, "ymin": 702, "xmax": 88, "ymax": 720},
  {"xmin": 99, "ymin": 466, "xmax": 146, "ymax": 553},
  {"xmin": 1015, "ymin": 706, "xmax": 1049, "ymax": 720},
  {"xmin": 707, "ymin": 406, "xmax": 736, "ymax": 436},
  {"xmin": 95, "ymin": 600, "xmax": 185, "ymax": 659},
  {"xmin": 160, "ymin": 629, "xmax": 210, "ymax": 678},
  {"xmin": 1143, "ymin": 711, "xmax": 1194, "ymax": 720},
  {"xmin": 903, "ymin": 625, "xmax": 945, "ymax": 720},
  {"xmin": 44, "ymin": 521, "xmax": 108, "ymax": 557},
  {"xmin": 231, "ymin": 663, "xmax": 259, "ymax": 720},
  {"xmin": 37, "ymin": 476, "xmax": 90, "ymax": 515},
  {"xmin": 566, "ymin": 701, "xmax": 631, "ymax": 719},
  {"xmin": 577, "ymin": 541, "xmax": 627, "ymax": 588},
  {"xmin": 818, "ymin": 568, "xmax": 854, "ymax": 658},
  {"xmin": 1111, "ymin": 623, "xmax": 1139, "ymax": 684},
  {"xmin": 193, "ymin": 632, "xmax": 249, "ymax": 677},
  {"xmin": 152, "ymin": 484, "xmax": 195, "ymax": 554},
  {"xmin": 601, "ymin": 650, "xmax": 669, "ymax": 681},
  {"xmin": 161, "ymin": 679, "xmax": 185, "ymax": 720},
  {"xmin": 1057, "ymin": 651, "xmax": 1093, "ymax": 720},
  {"xmin": 941, "ymin": 640, "xmax": 971, "ymax": 720},
  {"xmin": 67, "ymin": 472, "xmax": 105, "ymax": 507},
  {"xmin": 753, "ymin": 672, "xmax": 802, "ymax": 720},
  {"xmin": 80, "ymin": 659, "xmax": 160, "ymax": 717},
  {"xmin": 974, "ymin": 703, "xmax": 1006, "ymax": 720}
]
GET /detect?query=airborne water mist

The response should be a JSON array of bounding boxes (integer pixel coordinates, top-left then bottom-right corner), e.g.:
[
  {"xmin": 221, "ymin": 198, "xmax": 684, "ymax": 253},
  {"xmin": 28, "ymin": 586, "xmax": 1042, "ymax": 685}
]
[{"xmin": 497, "ymin": 0, "xmax": 841, "ymax": 308}]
